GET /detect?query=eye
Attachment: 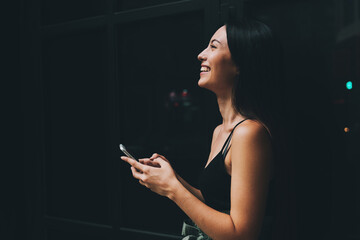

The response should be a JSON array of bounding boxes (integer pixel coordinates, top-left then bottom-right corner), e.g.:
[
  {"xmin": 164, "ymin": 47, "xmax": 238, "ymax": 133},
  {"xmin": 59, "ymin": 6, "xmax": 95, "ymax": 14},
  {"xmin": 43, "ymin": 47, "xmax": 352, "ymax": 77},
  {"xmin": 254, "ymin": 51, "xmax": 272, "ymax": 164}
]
[{"xmin": 210, "ymin": 45, "xmax": 217, "ymax": 49}]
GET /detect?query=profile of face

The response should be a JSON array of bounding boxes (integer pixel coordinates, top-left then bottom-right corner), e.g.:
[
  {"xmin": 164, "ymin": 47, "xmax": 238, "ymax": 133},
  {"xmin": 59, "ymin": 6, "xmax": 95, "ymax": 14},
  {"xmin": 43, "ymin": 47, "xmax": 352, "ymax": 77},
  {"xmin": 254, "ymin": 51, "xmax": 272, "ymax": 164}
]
[{"xmin": 197, "ymin": 25, "xmax": 239, "ymax": 94}]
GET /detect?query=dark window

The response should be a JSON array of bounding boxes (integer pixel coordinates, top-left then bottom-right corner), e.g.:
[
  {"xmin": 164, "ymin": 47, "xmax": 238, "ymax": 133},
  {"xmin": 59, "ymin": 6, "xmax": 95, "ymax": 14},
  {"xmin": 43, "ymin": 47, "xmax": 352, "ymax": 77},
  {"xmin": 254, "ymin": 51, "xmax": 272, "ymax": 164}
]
[
  {"xmin": 42, "ymin": 29, "xmax": 110, "ymax": 224},
  {"xmin": 117, "ymin": 0, "xmax": 185, "ymax": 11},
  {"xmin": 117, "ymin": 12, "xmax": 212, "ymax": 234},
  {"xmin": 41, "ymin": 0, "xmax": 106, "ymax": 25},
  {"xmin": 343, "ymin": 0, "xmax": 355, "ymax": 26},
  {"xmin": 47, "ymin": 229, "xmax": 111, "ymax": 240}
]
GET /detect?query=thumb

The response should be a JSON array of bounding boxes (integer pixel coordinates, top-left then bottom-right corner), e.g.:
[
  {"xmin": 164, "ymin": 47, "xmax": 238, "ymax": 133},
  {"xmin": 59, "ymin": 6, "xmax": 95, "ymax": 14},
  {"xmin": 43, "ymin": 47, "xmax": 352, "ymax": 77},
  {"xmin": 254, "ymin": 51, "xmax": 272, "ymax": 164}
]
[
  {"xmin": 150, "ymin": 153, "xmax": 159, "ymax": 160},
  {"xmin": 153, "ymin": 157, "xmax": 168, "ymax": 167}
]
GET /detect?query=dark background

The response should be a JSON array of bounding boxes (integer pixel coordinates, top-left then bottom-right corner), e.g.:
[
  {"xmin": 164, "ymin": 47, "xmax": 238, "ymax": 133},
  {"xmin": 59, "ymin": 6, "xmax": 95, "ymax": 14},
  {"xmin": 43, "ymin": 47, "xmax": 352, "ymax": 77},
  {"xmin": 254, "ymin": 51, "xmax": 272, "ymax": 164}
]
[{"xmin": 3, "ymin": 0, "xmax": 360, "ymax": 239}]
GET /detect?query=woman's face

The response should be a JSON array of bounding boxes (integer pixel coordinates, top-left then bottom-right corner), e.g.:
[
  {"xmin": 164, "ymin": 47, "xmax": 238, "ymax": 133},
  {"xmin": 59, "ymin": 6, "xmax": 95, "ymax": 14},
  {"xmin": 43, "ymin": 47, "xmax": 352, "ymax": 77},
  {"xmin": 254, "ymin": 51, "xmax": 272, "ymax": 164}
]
[{"xmin": 197, "ymin": 25, "xmax": 238, "ymax": 94}]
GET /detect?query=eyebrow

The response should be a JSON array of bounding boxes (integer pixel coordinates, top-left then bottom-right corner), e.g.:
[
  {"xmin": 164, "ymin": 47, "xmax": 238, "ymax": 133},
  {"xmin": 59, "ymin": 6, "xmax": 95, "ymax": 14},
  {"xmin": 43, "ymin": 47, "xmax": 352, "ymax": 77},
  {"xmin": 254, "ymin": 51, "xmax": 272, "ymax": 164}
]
[{"xmin": 211, "ymin": 39, "xmax": 222, "ymax": 45}]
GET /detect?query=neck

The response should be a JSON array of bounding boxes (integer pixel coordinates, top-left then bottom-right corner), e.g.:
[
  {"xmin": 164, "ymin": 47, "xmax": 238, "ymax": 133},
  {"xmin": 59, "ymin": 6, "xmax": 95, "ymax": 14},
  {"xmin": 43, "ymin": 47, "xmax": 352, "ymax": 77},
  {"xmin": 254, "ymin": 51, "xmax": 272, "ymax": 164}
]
[{"xmin": 216, "ymin": 92, "xmax": 244, "ymax": 130}]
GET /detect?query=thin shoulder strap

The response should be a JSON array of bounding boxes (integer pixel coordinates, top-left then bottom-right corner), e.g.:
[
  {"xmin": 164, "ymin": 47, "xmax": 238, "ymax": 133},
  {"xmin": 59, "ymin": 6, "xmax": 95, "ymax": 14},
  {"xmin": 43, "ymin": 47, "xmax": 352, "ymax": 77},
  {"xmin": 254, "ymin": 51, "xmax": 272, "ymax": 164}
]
[{"xmin": 221, "ymin": 118, "xmax": 248, "ymax": 157}]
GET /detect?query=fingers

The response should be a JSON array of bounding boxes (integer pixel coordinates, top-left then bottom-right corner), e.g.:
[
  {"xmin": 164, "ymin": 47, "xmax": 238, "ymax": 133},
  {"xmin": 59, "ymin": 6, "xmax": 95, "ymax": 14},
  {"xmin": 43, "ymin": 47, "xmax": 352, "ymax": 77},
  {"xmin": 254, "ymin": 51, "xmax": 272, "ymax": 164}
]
[
  {"xmin": 150, "ymin": 153, "xmax": 165, "ymax": 160},
  {"xmin": 122, "ymin": 155, "xmax": 164, "ymax": 191},
  {"xmin": 121, "ymin": 156, "xmax": 148, "ymax": 173},
  {"xmin": 130, "ymin": 166, "xmax": 139, "ymax": 178},
  {"xmin": 139, "ymin": 180, "xmax": 149, "ymax": 188},
  {"xmin": 138, "ymin": 158, "xmax": 148, "ymax": 164},
  {"xmin": 121, "ymin": 156, "xmax": 137, "ymax": 165},
  {"xmin": 131, "ymin": 167, "xmax": 151, "ymax": 189},
  {"xmin": 139, "ymin": 158, "xmax": 161, "ymax": 167},
  {"xmin": 130, "ymin": 166, "xmax": 146, "ymax": 182},
  {"xmin": 153, "ymin": 157, "xmax": 168, "ymax": 167}
]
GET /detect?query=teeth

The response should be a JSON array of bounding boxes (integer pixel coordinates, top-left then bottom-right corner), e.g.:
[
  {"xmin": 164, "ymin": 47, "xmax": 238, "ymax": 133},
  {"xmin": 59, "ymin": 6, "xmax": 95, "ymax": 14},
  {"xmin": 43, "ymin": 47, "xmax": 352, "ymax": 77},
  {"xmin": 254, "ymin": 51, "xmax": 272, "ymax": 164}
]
[{"xmin": 200, "ymin": 66, "xmax": 210, "ymax": 72}]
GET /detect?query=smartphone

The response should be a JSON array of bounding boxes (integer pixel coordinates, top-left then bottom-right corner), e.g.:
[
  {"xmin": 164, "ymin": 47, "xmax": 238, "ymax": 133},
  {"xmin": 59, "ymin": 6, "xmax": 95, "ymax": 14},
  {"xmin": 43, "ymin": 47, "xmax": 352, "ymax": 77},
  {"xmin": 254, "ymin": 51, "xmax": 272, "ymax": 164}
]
[{"xmin": 119, "ymin": 144, "xmax": 137, "ymax": 161}]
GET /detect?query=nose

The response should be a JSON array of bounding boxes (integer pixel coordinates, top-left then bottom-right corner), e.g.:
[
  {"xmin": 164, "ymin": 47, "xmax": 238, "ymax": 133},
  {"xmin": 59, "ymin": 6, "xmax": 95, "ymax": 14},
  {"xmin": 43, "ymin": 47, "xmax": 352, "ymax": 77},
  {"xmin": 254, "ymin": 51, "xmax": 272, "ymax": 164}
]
[{"xmin": 198, "ymin": 48, "xmax": 206, "ymax": 61}]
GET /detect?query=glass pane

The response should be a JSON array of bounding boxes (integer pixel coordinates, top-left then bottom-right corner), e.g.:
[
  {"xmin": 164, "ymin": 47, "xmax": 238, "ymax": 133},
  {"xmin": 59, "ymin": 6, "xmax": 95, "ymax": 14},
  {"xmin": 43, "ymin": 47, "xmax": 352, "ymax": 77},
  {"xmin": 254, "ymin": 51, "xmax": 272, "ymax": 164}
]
[
  {"xmin": 47, "ymin": 228, "xmax": 111, "ymax": 240},
  {"xmin": 343, "ymin": 0, "xmax": 355, "ymax": 26},
  {"xmin": 117, "ymin": 0, "xmax": 184, "ymax": 11},
  {"xmin": 118, "ymin": 11, "xmax": 217, "ymax": 234},
  {"xmin": 41, "ymin": 0, "xmax": 106, "ymax": 25},
  {"xmin": 42, "ymin": 29, "xmax": 109, "ymax": 224}
]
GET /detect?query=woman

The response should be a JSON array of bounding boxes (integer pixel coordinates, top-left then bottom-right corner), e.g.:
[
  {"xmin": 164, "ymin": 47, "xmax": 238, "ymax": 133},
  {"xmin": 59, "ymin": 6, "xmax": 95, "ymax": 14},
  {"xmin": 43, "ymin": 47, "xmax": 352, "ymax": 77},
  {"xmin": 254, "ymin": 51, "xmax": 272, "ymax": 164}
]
[{"xmin": 121, "ymin": 18, "xmax": 283, "ymax": 240}]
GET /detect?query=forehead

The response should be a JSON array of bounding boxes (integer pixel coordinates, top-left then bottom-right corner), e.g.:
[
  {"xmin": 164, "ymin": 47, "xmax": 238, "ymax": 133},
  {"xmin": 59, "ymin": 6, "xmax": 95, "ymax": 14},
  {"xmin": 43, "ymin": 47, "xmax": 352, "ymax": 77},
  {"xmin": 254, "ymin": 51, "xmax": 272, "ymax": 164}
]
[{"xmin": 211, "ymin": 25, "xmax": 227, "ymax": 43}]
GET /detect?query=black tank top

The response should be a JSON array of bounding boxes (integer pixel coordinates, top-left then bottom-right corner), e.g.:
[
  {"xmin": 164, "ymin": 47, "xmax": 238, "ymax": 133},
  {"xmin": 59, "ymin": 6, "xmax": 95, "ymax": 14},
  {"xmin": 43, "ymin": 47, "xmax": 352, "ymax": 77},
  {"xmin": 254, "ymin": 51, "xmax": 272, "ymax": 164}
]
[{"xmin": 198, "ymin": 119, "xmax": 248, "ymax": 211}]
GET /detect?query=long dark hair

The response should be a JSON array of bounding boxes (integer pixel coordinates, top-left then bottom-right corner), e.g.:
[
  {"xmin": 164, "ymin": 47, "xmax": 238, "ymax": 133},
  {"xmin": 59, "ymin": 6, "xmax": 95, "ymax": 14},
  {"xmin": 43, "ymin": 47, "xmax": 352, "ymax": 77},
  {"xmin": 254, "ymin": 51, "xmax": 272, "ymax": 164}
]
[
  {"xmin": 227, "ymin": 18, "xmax": 297, "ymax": 239},
  {"xmin": 226, "ymin": 18, "xmax": 283, "ymax": 134}
]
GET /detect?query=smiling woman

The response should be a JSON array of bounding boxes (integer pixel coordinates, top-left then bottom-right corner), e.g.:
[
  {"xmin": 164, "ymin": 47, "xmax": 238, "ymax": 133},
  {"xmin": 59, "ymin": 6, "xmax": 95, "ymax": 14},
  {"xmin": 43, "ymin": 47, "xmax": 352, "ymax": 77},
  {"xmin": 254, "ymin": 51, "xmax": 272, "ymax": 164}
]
[{"xmin": 121, "ymin": 17, "xmax": 287, "ymax": 240}]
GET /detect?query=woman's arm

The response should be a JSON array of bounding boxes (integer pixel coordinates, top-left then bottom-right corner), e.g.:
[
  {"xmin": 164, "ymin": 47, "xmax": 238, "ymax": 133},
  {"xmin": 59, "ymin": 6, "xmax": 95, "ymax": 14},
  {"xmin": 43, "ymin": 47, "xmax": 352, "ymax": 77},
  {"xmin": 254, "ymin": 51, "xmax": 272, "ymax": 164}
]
[
  {"xmin": 123, "ymin": 157, "xmax": 238, "ymax": 240},
  {"xmin": 169, "ymin": 120, "xmax": 273, "ymax": 240},
  {"xmin": 121, "ymin": 121, "xmax": 272, "ymax": 240}
]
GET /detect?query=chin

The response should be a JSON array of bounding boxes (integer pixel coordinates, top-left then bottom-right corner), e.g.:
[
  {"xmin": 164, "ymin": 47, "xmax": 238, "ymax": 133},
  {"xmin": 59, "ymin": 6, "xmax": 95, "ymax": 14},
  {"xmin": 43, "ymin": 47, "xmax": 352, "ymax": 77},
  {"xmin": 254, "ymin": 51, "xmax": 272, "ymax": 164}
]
[
  {"xmin": 198, "ymin": 78, "xmax": 215, "ymax": 92},
  {"xmin": 198, "ymin": 78, "xmax": 209, "ymax": 88},
  {"xmin": 198, "ymin": 74, "xmax": 211, "ymax": 86}
]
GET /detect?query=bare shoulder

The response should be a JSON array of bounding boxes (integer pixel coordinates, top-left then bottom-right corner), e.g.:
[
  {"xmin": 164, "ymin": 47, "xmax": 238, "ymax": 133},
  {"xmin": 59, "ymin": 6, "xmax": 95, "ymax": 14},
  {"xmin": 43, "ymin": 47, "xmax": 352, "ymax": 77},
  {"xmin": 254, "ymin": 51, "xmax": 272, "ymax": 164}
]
[
  {"xmin": 230, "ymin": 119, "xmax": 273, "ymax": 176},
  {"xmin": 232, "ymin": 119, "xmax": 271, "ymax": 146}
]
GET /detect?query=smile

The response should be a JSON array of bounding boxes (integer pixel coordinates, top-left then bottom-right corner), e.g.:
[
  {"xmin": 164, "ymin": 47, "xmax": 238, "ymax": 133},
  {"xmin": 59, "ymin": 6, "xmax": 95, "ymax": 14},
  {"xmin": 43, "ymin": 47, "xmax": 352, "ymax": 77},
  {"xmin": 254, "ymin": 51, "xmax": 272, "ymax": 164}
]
[{"xmin": 200, "ymin": 66, "xmax": 210, "ymax": 72}]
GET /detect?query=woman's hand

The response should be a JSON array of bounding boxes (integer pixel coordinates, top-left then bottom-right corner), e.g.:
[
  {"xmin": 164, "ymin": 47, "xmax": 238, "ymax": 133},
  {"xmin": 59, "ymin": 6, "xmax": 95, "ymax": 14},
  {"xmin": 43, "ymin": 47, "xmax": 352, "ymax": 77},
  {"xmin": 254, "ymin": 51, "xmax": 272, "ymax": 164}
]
[
  {"xmin": 139, "ymin": 153, "xmax": 170, "ymax": 167},
  {"xmin": 138, "ymin": 153, "xmax": 166, "ymax": 167},
  {"xmin": 138, "ymin": 158, "xmax": 160, "ymax": 168},
  {"xmin": 121, "ymin": 155, "xmax": 179, "ymax": 198}
]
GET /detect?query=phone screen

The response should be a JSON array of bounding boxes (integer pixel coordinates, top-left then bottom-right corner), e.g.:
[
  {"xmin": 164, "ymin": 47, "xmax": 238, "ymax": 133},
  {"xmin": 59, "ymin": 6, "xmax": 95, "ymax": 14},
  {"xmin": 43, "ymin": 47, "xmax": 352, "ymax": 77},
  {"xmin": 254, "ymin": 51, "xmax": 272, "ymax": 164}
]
[{"xmin": 119, "ymin": 144, "xmax": 137, "ymax": 161}]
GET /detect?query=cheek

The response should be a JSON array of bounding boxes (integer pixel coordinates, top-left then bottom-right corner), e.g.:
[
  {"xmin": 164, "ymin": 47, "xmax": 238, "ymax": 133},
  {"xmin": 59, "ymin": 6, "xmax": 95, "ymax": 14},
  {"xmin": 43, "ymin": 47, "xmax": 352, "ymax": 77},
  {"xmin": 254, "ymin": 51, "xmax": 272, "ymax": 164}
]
[{"xmin": 216, "ymin": 59, "xmax": 238, "ymax": 81}]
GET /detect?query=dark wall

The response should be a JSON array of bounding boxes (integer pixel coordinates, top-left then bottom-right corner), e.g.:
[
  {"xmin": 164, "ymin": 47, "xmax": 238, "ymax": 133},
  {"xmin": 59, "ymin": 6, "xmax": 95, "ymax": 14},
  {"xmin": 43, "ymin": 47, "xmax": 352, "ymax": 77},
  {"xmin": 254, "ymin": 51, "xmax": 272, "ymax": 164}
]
[
  {"xmin": 10, "ymin": 0, "xmax": 360, "ymax": 240},
  {"xmin": 246, "ymin": 1, "xmax": 359, "ymax": 239},
  {"xmin": 2, "ymin": 1, "xmax": 26, "ymax": 240},
  {"xmin": 20, "ymin": 0, "xmax": 219, "ymax": 240}
]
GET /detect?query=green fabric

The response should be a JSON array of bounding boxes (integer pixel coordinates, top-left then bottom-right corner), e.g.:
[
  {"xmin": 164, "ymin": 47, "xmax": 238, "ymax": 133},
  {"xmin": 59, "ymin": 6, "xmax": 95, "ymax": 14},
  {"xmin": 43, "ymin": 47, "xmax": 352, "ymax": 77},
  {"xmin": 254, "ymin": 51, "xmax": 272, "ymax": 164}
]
[
  {"xmin": 181, "ymin": 211, "xmax": 230, "ymax": 240},
  {"xmin": 181, "ymin": 218, "xmax": 211, "ymax": 240}
]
